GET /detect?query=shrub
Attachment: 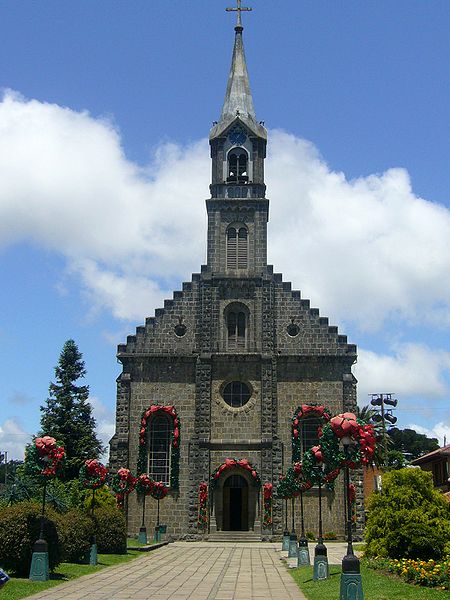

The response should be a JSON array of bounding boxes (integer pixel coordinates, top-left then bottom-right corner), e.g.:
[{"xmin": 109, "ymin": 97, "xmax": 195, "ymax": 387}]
[
  {"xmin": 323, "ymin": 531, "xmax": 337, "ymax": 540},
  {"xmin": 365, "ymin": 468, "xmax": 450, "ymax": 560},
  {"xmin": 0, "ymin": 501, "xmax": 62, "ymax": 575},
  {"xmin": 93, "ymin": 506, "xmax": 127, "ymax": 554},
  {"xmin": 58, "ymin": 509, "xmax": 92, "ymax": 563}
]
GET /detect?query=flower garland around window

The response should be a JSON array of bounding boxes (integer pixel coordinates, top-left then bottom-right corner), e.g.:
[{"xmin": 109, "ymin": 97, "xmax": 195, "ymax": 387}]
[
  {"xmin": 292, "ymin": 404, "xmax": 332, "ymax": 462},
  {"xmin": 137, "ymin": 405, "xmax": 180, "ymax": 491}
]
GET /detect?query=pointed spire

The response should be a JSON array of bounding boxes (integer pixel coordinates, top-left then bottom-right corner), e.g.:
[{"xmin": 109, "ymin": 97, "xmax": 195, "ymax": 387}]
[{"xmin": 220, "ymin": 22, "xmax": 256, "ymax": 123}]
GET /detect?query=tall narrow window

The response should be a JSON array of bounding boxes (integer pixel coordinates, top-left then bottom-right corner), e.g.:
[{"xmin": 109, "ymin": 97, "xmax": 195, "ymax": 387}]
[
  {"xmin": 148, "ymin": 415, "xmax": 171, "ymax": 485},
  {"xmin": 227, "ymin": 227, "xmax": 237, "ymax": 269},
  {"xmin": 237, "ymin": 227, "xmax": 248, "ymax": 269},
  {"xmin": 227, "ymin": 224, "xmax": 248, "ymax": 270},
  {"xmin": 227, "ymin": 307, "xmax": 247, "ymax": 350},
  {"xmin": 227, "ymin": 148, "xmax": 248, "ymax": 183},
  {"xmin": 300, "ymin": 417, "xmax": 321, "ymax": 456}
]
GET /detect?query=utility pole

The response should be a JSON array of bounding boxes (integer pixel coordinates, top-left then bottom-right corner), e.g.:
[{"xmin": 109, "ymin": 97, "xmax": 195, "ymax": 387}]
[
  {"xmin": 370, "ymin": 394, "xmax": 398, "ymax": 465},
  {"xmin": 0, "ymin": 451, "xmax": 7, "ymax": 485}
]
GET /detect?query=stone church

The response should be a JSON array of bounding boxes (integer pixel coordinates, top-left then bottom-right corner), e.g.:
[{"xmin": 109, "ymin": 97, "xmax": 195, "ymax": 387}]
[{"xmin": 110, "ymin": 10, "xmax": 358, "ymax": 540}]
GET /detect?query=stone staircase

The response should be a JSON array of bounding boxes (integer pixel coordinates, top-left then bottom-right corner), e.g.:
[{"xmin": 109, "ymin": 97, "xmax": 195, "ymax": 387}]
[{"xmin": 207, "ymin": 530, "xmax": 261, "ymax": 542}]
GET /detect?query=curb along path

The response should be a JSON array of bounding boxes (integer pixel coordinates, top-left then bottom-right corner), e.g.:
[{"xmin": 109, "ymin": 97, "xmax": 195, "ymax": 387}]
[{"xmin": 26, "ymin": 542, "xmax": 307, "ymax": 600}]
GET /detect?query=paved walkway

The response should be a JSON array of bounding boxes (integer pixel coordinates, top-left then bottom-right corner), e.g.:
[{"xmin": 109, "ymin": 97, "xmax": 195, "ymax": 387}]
[{"xmin": 26, "ymin": 542, "xmax": 350, "ymax": 600}]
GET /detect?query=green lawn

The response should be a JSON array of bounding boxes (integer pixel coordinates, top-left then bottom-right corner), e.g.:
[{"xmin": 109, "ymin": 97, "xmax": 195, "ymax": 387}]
[
  {"xmin": 0, "ymin": 551, "xmax": 141, "ymax": 600},
  {"xmin": 290, "ymin": 565, "xmax": 450, "ymax": 600}
]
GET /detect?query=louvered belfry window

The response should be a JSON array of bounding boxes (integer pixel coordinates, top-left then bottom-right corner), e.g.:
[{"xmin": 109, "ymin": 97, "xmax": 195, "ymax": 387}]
[
  {"xmin": 227, "ymin": 309, "xmax": 247, "ymax": 350},
  {"xmin": 148, "ymin": 415, "xmax": 171, "ymax": 485},
  {"xmin": 227, "ymin": 225, "xmax": 248, "ymax": 270}
]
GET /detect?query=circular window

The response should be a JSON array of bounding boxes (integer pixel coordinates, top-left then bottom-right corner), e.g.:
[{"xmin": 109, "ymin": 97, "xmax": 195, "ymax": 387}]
[
  {"xmin": 174, "ymin": 324, "xmax": 186, "ymax": 337},
  {"xmin": 222, "ymin": 381, "xmax": 251, "ymax": 408},
  {"xmin": 287, "ymin": 323, "xmax": 300, "ymax": 337}
]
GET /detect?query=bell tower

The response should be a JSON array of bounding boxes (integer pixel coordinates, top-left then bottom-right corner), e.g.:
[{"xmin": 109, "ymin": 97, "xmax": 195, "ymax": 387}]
[{"xmin": 207, "ymin": 5, "xmax": 268, "ymax": 276}]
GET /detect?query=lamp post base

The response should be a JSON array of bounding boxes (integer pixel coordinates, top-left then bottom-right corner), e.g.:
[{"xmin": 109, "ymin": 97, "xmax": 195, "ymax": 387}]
[
  {"xmin": 29, "ymin": 539, "xmax": 49, "ymax": 581},
  {"xmin": 282, "ymin": 530, "xmax": 290, "ymax": 552},
  {"xmin": 138, "ymin": 527, "xmax": 148, "ymax": 545},
  {"xmin": 154, "ymin": 526, "xmax": 161, "ymax": 543},
  {"xmin": 340, "ymin": 572, "xmax": 364, "ymax": 599},
  {"xmin": 313, "ymin": 542, "xmax": 328, "ymax": 580},
  {"xmin": 288, "ymin": 532, "xmax": 298, "ymax": 558},
  {"xmin": 89, "ymin": 542, "xmax": 97, "ymax": 566},
  {"xmin": 297, "ymin": 537, "xmax": 310, "ymax": 566}
]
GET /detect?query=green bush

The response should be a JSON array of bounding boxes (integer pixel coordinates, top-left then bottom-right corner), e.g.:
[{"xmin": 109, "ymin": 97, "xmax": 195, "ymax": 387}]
[
  {"xmin": 0, "ymin": 501, "xmax": 62, "ymax": 576},
  {"xmin": 58, "ymin": 509, "xmax": 92, "ymax": 563},
  {"xmin": 93, "ymin": 506, "xmax": 127, "ymax": 554},
  {"xmin": 365, "ymin": 468, "xmax": 450, "ymax": 560}
]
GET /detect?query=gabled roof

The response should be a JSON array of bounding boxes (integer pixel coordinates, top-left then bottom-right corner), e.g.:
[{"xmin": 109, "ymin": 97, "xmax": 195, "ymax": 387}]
[{"xmin": 411, "ymin": 444, "xmax": 450, "ymax": 465}]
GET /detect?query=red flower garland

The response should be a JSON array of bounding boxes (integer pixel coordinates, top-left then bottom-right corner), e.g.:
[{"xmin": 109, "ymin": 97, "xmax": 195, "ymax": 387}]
[
  {"xmin": 111, "ymin": 467, "xmax": 136, "ymax": 508},
  {"xmin": 29, "ymin": 436, "xmax": 65, "ymax": 477},
  {"xmin": 197, "ymin": 482, "xmax": 208, "ymax": 530},
  {"xmin": 292, "ymin": 404, "xmax": 331, "ymax": 462},
  {"xmin": 263, "ymin": 482, "xmax": 273, "ymax": 527},
  {"xmin": 79, "ymin": 459, "xmax": 108, "ymax": 489},
  {"xmin": 210, "ymin": 458, "xmax": 261, "ymax": 488},
  {"xmin": 328, "ymin": 412, "xmax": 377, "ymax": 467}
]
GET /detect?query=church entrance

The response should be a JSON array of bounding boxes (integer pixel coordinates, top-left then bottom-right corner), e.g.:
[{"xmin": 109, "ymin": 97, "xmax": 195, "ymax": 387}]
[{"xmin": 223, "ymin": 474, "xmax": 249, "ymax": 531}]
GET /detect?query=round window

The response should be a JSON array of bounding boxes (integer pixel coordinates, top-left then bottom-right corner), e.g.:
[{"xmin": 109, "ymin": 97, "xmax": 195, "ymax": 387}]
[
  {"xmin": 174, "ymin": 324, "xmax": 186, "ymax": 337},
  {"xmin": 222, "ymin": 381, "xmax": 251, "ymax": 408},
  {"xmin": 287, "ymin": 323, "xmax": 300, "ymax": 337}
]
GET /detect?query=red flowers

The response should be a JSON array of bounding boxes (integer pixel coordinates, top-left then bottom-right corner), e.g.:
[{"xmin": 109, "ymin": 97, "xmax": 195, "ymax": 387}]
[
  {"xmin": 330, "ymin": 412, "xmax": 360, "ymax": 439},
  {"xmin": 136, "ymin": 473, "xmax": 154, "ymax": 496},
  {"xmin": 263, "ymin": 482, "xmax": 273, "ymax": 527},
  {"xmin": 311, "ymin": 445, "xmax": 324, "ymax": 464},
  {"xmin": 34, "ymin": 436, "xmax": 65, "ymax": 477},
  {"xmin": 198, "ymin": 482, "xmax": 208, "ymax": 530},
  {"xmin": 80, "ymin": 458, "xmax": 108, "ymax": 489},
  {"xmin": 151, "ymin": 481, "xmax": 168, "ymax": 500},
  {"xmin": 111, "ymin": 468, "xmax": 136, "ymax": 507},
  {"xmin": 210, "ymin": 459, "xmax": 261, "ymax": 488}
]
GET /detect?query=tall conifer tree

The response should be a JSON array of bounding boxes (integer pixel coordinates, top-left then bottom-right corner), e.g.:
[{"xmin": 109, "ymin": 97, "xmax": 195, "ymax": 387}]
[{"xmin": 40, "ymin": 339, "xmax": 104, "ymax": 480}]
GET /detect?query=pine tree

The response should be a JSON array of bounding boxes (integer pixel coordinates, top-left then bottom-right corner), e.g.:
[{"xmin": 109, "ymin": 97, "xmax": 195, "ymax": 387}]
[{"xmin": 40, "ymin": 339, "xmax": 104, "ymax": 480}]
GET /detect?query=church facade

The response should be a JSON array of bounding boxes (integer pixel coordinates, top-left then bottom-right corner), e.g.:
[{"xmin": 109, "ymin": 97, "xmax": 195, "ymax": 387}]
[{"xmin": 110, "ymin": 14, "xmax": 359, "ymax": 540}]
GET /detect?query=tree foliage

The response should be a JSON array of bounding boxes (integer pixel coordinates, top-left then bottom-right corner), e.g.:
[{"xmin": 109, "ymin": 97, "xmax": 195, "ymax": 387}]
[
  {"xmin": 39, "ymin": 340, "xmax": 104, "ymax": 480},
  {"xmin": 387, "ymin": 427, "xmax": 439, "ymax": 460},
  {"xmin": 365, "ymin": 468, "xmax": 450, "ymax": 560}
]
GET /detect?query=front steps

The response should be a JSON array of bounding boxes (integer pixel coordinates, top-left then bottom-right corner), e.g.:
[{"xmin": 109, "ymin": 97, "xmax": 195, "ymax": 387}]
[{"xmin": 207, "ymin": 530, "xmax": 261, "ymax": 542}]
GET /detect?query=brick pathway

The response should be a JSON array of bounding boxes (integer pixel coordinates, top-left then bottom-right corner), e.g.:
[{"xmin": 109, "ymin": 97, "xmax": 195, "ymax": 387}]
[{"xmin": 26, "ymin": 542, "xmax": 307, "ymax": 600}]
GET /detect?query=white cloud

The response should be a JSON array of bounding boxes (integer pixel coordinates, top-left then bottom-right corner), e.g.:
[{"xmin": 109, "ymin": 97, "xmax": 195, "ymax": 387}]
[
  {"xmin": 355, "ymin": 343, "xmax": 450, "ymax": 400},
  {"xmin": 1, "ymin": 93, "xmax": 450, "ymax": 329},
  {"xmin": 89, "ymin": 396, "xmax": 115, "ymax": 460},
  {"xmin": 0, "ymin": 418, "xmax": 32, "ymax": 460},
  {"xmin": 407, "ymin": 422, "xmax": 450, "ymax": 447}
]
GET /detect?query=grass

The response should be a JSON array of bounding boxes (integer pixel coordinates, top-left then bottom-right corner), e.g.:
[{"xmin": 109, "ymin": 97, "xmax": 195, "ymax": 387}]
[
  {"xmin": 0, "ymin": 550, "xmax": 141, "ymax": 600},
  {"xmin": 290, "ymin": 564, "xmax": 450, "ymax": 600}
]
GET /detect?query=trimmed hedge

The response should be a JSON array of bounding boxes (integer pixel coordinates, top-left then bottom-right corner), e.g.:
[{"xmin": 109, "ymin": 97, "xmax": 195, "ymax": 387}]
[
  {"xmin": 0, "ymin": 501, "xmax": 62, "ymax": 576},
  {"xmin": 58, "ymin": 509, "xmax": 92, "ymax": 563},
  {"xmin": 93, "ymin": 506, "xmax": 127, "ymax": 554}
]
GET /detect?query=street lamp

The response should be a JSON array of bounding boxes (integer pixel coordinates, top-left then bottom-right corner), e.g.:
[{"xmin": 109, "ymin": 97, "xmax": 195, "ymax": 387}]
[
  {"xmin": 282, "ymin": 498, "xmax": 290, "ymax": 551},
  {"xmin": 340, "ymin": 435, "xmax": 364, "ymax": 599},
  {"xmin": 288, "ymin": 496, "xmax": 298, "ymax": 558},
  {"xmin": 313, "ymin": 464, "xmax": 328, "ymax": 580},
  {"xmin": 30, "ymin": 455, "xmax": 51, "ymax": 581},
  {"xmin": 297, "ymin": 487, "xmax": 310, "ymax": 566}
]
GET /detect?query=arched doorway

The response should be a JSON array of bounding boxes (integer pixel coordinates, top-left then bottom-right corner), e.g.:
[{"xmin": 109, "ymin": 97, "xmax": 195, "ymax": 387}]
[{"xmin": 223, "ymin": 474, "xmax": 249, "ymax": 531}]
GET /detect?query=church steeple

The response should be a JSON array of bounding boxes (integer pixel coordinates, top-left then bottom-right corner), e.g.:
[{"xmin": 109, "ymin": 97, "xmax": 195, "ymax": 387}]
[{"xmin": 206, "ymin": 3, "xmax": 269, "ymax": 276}]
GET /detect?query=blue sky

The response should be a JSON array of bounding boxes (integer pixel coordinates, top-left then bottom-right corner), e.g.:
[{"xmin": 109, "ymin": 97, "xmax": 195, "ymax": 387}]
[{"xmin": 1, "ymin": 1, "xmax": 449, "ymax": 460}]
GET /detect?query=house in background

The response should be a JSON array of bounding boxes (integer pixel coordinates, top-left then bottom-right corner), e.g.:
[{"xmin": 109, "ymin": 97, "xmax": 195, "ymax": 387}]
[{"xmin": 411, "ymin": 444, "xmax": 450, "ymax": 492}]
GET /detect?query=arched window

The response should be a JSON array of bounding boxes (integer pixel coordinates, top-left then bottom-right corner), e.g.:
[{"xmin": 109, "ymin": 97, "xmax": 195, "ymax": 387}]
[
  {"xmin": 227, "ymin": 225, "xmax": 248, "ymax": 270},
  {"xmin": 227, "ymin": 148, "xmax": 248, "ymax": 183},
  {"xmin": 148, "ymin": 415, "xmax": 171, "ymax": 485},
  {"xmin": 300, "ymin": 417, "xmax": 321, "ymax": 456},
  {"xmin": 226, "ymin": 304, "xmax": 248, "ymax": 350}
]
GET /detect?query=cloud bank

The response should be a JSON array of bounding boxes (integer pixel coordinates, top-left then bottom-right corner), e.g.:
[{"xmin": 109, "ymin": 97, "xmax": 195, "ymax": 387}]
[{"xmin": 1, "ymin": 90, "xmax": 449, "ymax": 456}]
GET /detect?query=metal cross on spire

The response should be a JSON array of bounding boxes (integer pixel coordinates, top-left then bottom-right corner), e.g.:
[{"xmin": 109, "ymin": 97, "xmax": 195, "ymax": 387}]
[{"xmin": 226, "ymin": 0, "xmax": 252, "ymax": 28}]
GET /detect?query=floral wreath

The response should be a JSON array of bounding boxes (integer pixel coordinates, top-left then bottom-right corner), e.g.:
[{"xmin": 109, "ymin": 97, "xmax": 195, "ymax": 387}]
[
  {"xmin": 197, "ymin": 482, "xmax": 208, "ymax": 530},
  {"xmin": 79, "ymin": 459, "xmax": 108, "ymax": 489},
  {"xmin": 111, "ymin": 467, "xmax": 136, "ymax": 508},
  {"xmin": 276, "ymin": 465, "xmax": 311, "ymax": 499},
  {"xmin": 301, "ymin": 445, "xmax": 340, "ymax": 490},
  {"xmin": 263, "ymin": 482, "xmax": 273, "ymax": 528},
  {"xmin": 135, "ymin": 473, "xmax": 154, "ymax": 496},
  {"xmin": 210, "ymin": 458, "xmax": 261, "ymax": 489},
  {"xmin": 137, "ymin": 405, "xmax": 180, "ymax": 490},
  {"xmin": 26, "ymin": 436, "xmax": 65, "ymax": 478},
  {"xmin": 150, "ymin": 481, "xmax": 168, "ymax": 500},
  {"xmin": 319, "ymin": 412, "xmax": 376, "ymax": 469},
  {"xmin": 292, "ymin": 404, "xmax": 332, "ymax": 462}
]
